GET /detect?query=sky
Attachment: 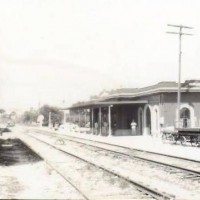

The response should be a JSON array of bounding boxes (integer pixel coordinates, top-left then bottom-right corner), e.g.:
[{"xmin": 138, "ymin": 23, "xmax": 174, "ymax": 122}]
[{"xmin": 0, "ymin": 0, "xmax": 200, "ymax": 111}]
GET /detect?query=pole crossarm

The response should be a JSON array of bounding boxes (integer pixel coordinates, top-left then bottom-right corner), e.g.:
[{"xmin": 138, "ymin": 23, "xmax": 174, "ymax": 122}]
[
  {"xmin": 166, "ymin": 24, "xmax": 194, "ymax": 128},
  {"xmin": 166, "ymin": 32, "xmax": 193, "ymax": 36},
  {"xmin": 167, "ymin": 24, "xmax": 193, "ymax": 29},
  {"xmin": 166, "ymin": 31, "xmax": 179, "ymax": 35},
  {"xmin": 182, "ymin": 33, "xmax": 193, "ymax": 36}
]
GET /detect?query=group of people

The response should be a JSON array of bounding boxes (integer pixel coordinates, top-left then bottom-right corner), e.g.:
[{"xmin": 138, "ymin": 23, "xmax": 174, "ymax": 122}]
[
  {"xmin": 93, "ymin": 119, "xmax": 137, "ymax": 135},
  {"xmin": 94, "ymin": 121, "xmax": 109, "ymax": 135}
]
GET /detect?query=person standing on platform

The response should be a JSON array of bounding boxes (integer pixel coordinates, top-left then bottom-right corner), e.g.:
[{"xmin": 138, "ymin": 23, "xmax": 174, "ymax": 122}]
[{"xmin": 131, "ymin": 120, "xmax": 137, "ymax": 135}]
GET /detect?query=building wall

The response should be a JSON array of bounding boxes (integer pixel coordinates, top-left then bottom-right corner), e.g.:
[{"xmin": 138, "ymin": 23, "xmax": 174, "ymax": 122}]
[
  {"xmin": 111, "ymin": 92, "xmax": 200, "ymax": 135},
  {"xmin": 111, "ymin": 95, "xmax": 162, "ymax": 136},
  {"xmin": 70, "ymin": 92, "xmax": 200, "ymax": 136},
  {"xmin": 193, "ymin": 103, "xmax": 200, "ymax": 126},
  {"xmin": 162, "ymin": 93, "xmax": 200, "ymax": 128},
  {"xmin": 161, "ymin": 102, "xmax": 176, "ymax": 127}
]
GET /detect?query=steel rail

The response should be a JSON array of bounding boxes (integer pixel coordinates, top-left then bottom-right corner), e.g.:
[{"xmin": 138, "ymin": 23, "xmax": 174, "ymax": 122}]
[
  {"xmin": 31, "ymin": 128, "xmax": 200, "ymax": 163},
  {"xmin": 25, "ymin": 132, "xmax": 174, "ymax": 200},
  {"xmin": 32, "ymin": 128, "xmax": 200, "ymax": 174},
  {"xmin": 22, "ymin": 135, "xmax": 89, "ymax": 200},
  {"xmin": 57, "ymin": 135, "xmax": 200, "ymax": 176}
]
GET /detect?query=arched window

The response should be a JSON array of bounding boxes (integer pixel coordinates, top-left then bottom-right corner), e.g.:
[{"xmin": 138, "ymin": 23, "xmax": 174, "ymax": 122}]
[
  {"xmin": 144, "ymin": 105, "xmax": 153, "ymax": 135},
  {"xmin": 146, "ymin": 106, "xmax": 151, "ymax": 135},
  {"xmin": 180, "ymin": 107, "xmax": 190, "ymax": 128}
]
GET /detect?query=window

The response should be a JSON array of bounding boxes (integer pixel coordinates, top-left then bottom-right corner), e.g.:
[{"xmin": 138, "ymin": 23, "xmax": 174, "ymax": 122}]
[{"xmin": 180, "ymin": 107, "xmax": 190, "ymax": 128}]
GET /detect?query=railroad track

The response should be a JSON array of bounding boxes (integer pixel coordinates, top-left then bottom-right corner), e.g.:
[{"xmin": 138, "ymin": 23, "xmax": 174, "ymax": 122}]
[
  {"xmin": 31, "ymin": 128, "xmax": 200, "ymax": 179},
  {"xmin": 21, "ymin": 136, "xmax": 88, "ymax": 200},
  {"xmin": 21, "ymin": 131, "xmax": 175, "ymax": 200},
  {"xmin": 21, "ymin": 128, "xmax": 200, "ymax": 199}
]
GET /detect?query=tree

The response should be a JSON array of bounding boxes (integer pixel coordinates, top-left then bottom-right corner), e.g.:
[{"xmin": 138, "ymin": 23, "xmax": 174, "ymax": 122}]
[
  {"xmin": 0, "ymin": 109, "xmax": 5, "ymax": 114},
  {"xmin": 22, "ymin": 109, "xmax": 38, "ymax": 124},
  {"xmin": 39, "ymin": 105, "xmax": 62, "ymax": 126}
]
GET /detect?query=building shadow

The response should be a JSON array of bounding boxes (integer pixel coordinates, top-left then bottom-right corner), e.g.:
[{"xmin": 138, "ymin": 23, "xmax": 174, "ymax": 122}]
[{"xmin": 0, "ymin": 139, "xmax": 43, "ymax": 166}]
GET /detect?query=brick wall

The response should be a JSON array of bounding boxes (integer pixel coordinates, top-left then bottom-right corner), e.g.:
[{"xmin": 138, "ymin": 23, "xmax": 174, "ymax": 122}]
[{"xmin": 162, "ymin": 93, "xmax": 200, "ymax": 127}]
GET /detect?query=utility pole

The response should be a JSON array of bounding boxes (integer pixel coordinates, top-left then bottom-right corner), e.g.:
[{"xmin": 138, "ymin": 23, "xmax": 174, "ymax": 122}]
[
  {"xmin": 48, "ymin": 112, "xmax": 51, "ymax": 128},
  {"xmin": 167, "ymin": 24, "xmax": 193, "ymax": 128}
]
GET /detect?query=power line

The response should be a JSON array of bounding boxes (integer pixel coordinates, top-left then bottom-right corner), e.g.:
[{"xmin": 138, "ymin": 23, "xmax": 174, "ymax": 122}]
[{"xmin": 166, "ymin": 24, "xmax": 193, "ymax": 128}]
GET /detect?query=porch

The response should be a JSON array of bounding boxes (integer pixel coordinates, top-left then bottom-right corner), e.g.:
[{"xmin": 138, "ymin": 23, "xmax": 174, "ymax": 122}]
[{"xmin": 67, "ymin": 100, "xmax": 148, "ymax": 136}]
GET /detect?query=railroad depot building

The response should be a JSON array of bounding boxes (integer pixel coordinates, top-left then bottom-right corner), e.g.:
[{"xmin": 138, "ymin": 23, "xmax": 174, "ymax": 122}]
[{"xmin": 65, "ymin": 81, "xmax": 200, "ymax": 137}]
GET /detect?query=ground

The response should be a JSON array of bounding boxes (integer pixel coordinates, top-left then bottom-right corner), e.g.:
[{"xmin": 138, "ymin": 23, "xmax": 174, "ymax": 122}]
[
  {"xmin": 2, "ymin": 125, "xmax": 200, "ymax": 199},
  {"xmin": 0, "ymin": 131, "xmax": 83, "ymax": 200}
]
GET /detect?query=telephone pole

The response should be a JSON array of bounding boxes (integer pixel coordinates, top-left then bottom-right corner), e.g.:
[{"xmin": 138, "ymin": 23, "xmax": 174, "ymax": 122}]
[
  {"xmin": 48, "ymin": 112, "xmax": 51, "ymax": 128},
  {"xmin": 167, "ymin": 24, "xmax": 193, "ymax": 128}
]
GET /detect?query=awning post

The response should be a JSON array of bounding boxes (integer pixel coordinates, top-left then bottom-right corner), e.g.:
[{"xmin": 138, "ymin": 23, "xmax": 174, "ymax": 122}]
[
  {"xmin": 108, "ymin": 105, "xmax": 112, "ymax": 136},
  {"xmin": 78, "ymin": 110, "xmax": 81, "ymax": 127},
  {"xmin": 91, "ymin": 108, "xmax": 94, "ymax": 134},
  {"xmin": 99, "ymin": 107, "xmax": 102, "ymax": 136},
  {"xmin": 84, "ymin": 109, "xmax": 87, "ymax": 126},
  {"xmin": 63, "ymin": 110, "xmax": 66, "ymax": 124}
]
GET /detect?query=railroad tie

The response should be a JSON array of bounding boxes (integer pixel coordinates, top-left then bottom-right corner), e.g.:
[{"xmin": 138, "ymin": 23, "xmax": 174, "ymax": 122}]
[{"xmin": 181, "ymin": 174, "xmax": 200, "ymax": 179}]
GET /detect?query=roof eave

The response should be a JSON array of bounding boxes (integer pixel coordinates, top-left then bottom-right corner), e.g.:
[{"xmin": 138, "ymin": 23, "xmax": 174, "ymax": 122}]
[{"xmin": 97, "ymin": 87, "xmax": 200, "ymax": 101}]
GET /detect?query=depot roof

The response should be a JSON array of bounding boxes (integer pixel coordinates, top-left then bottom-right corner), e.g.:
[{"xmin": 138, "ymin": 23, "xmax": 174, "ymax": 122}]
[
  {"xmin": 96, "ymin": 81, "xmax": 200, "ymax": 101},
  {"xmin": 67, "ymin": 100, "xmax": 148, "ymax": 109},
  {"xmin": 64, "ymin": 80, "xmax": 200, "ymax": 110}
]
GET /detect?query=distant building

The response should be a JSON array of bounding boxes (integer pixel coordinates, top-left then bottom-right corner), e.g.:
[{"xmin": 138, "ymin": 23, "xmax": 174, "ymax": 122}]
[{"xmin": 64, "ymin": 80, "xmax": 200, "ymax": 137}]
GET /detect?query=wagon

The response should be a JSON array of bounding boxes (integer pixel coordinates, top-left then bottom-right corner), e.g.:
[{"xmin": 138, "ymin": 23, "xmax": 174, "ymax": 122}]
[{"xmin": 162, "ymin": 128, "xmax": 200, "ymax": 146}]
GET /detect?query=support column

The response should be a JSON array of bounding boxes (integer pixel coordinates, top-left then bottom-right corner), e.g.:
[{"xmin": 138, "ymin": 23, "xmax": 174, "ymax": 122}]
[
  {"xmin": 108, "ymin": 105, "xmax": 112, "ymax": 136},
  {"xmin": 73, "ymin": 111, "xmax": 75, "ymax": 123},
  {"xmin": 91, "ymin": 108, "xmax": 94, "ymax": 134},
  {"xmin": 63, "ymin": 110, "xmax": 67, "ymax": 124},
  {"xmin": 73, "ymin": 111, "xmax": 77, "ymax": 123},
  {"xmin": 99, "ymin": 107, "xmax": 102, "ymax": 136},
  {"xmin": 78, "ymin": 110, "xmax": 81, "ymax": 127},
  {"xmin": 48, "ymin": 112, "xmax": 51, "ymax": 128},
  {"xmin": 84, "ymin": 109, "xmax": 87, "ymax": 126}
]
